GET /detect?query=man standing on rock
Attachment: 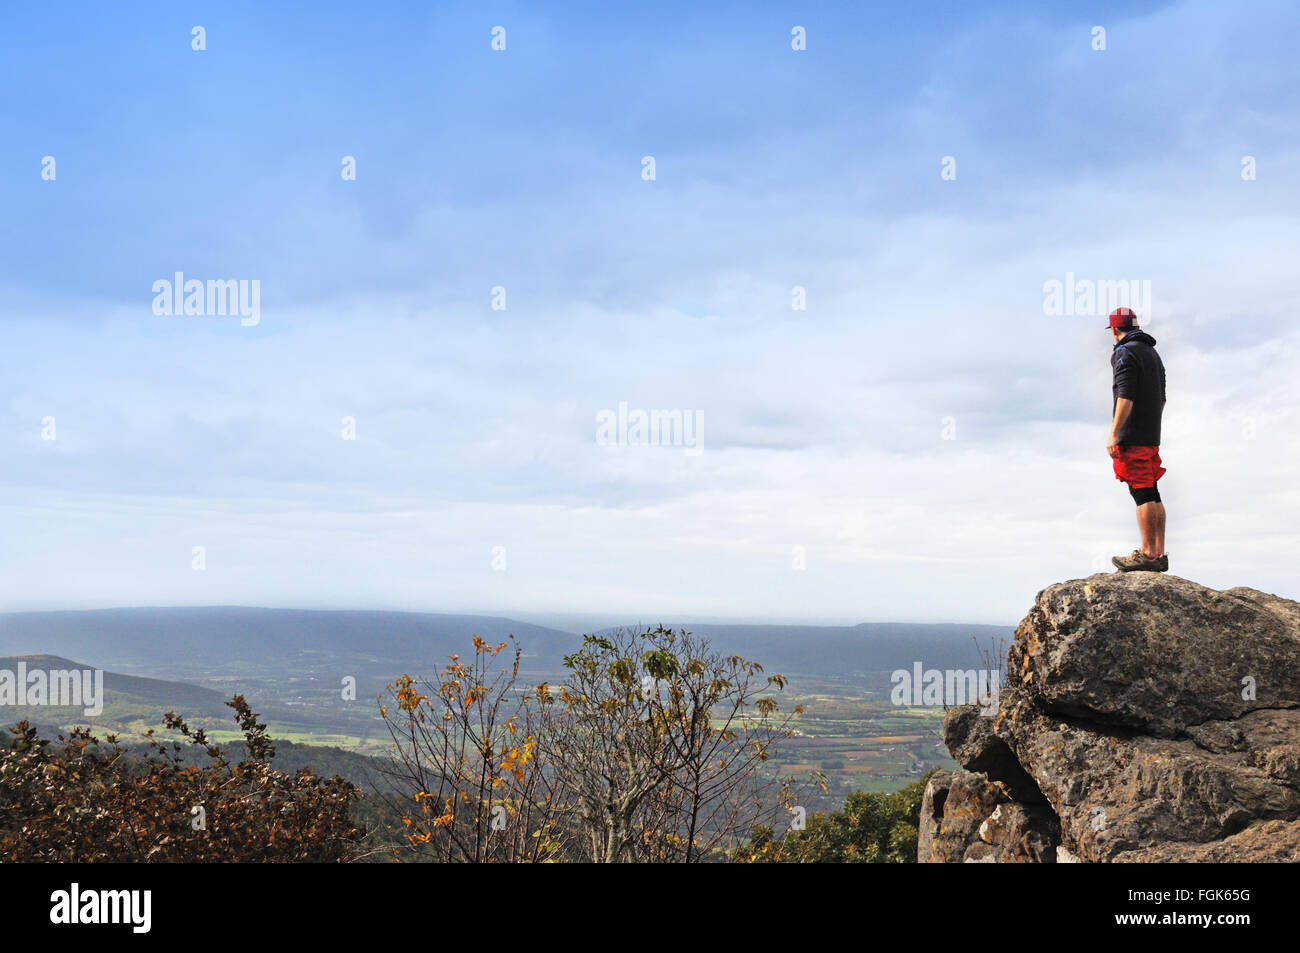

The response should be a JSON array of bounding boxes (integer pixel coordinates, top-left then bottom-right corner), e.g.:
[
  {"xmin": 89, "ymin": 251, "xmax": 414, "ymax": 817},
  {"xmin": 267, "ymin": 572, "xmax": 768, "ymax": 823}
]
[{"xmin": 1107, "ymin": 307, "xmax": 1168, "ymax": 572}]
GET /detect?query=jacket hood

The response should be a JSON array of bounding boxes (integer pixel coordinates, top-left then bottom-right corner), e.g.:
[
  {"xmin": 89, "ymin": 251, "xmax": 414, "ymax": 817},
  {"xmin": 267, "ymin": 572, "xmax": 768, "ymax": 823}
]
[{"xmin": 1116, "ymin": 329, "xmax": 1157, "ymax": 348}]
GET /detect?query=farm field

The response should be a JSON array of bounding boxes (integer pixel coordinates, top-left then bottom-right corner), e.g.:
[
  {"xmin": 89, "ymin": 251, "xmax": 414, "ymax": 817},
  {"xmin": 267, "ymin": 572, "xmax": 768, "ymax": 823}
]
[{"xmin": 773, "ymin": 673, "xmax": 955, "ymax": 806}]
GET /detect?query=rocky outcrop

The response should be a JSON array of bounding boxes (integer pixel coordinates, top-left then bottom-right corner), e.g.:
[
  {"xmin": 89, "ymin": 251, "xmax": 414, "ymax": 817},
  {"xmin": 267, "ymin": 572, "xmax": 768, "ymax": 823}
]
[
  {"xmin": 919, "ymin": 573, "xmax": 1300, "ymax": 862},
  {"xmin": 919, "ymin": 768, "xmax": 1058, "ymax": 862}
]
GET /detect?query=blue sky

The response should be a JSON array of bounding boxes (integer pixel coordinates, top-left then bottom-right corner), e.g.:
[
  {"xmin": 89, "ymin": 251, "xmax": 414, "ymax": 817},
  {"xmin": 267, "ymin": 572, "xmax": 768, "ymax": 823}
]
[{"xmin": 3, "ymin": 0, "xmax": 1298, "ymax": 624}]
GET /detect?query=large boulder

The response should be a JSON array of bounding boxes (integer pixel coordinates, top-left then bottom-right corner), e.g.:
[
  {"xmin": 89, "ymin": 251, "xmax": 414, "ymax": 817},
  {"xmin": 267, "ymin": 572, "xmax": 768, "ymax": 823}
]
[
  {"xmin": 923, "ymin": 573, "xmax": 1300, "ymax": 863},
  {"xmin": 1008, "ymin": 573, "xmax": 1300, "ymax": 738}
]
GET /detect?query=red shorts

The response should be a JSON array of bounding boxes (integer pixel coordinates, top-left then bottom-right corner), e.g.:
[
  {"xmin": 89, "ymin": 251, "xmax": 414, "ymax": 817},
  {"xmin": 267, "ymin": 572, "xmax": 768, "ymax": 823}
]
[{"xmin": 1112, "ymin": 445, "xmax": 1166, "ymax": 488}]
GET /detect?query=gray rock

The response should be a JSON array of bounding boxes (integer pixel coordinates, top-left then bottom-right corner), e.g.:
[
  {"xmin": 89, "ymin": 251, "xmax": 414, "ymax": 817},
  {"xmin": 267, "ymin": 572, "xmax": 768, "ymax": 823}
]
[
  {"xmin": 922, "ymin": 573, "xmax": 1300, "ymax": 862},
  {"xmin": 995, "ymin": 692, "xmax": 1300, "ymax": 861},
  {"xmin": 978, "ymin": 802, "xmax": 1059, "ymax": 862},
  {"xmin": 918, "ymin": 769, "xmax": 1009, "ymax": 863},
  {"xmin": 1008, "ymin": 573, "xmax": 1300, "ymax": 738},
  {"xmin": 917, "ymin": 769, "xmax": 951, "ymax": 863},
  {"xmin": 944, "ymin": 703, "xmax": 1045, "ymax": 804},
  {"xmin": 1113, "ymin": 818, "xmax": 1300, "ymax": 862}
]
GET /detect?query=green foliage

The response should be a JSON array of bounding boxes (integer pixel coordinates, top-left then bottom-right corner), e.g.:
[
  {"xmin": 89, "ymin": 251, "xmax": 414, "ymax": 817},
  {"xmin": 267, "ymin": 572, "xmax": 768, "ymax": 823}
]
[{"xmin": 733, "ymin": 770, "xmax": 935, "ymax": 863}]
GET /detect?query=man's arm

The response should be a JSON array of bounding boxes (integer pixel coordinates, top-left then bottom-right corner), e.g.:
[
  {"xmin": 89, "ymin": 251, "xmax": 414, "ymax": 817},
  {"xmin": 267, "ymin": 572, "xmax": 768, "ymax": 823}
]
[{"xmin": 1108, "ymin": 398, "xmax": 1134, "ymax": 457}]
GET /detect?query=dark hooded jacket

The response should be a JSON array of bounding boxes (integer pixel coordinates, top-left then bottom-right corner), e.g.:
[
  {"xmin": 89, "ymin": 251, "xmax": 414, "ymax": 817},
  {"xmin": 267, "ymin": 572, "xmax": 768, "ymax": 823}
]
[{"xmin": 1111, "ymin": 329, "xmax": 1166, "ymax": 446}]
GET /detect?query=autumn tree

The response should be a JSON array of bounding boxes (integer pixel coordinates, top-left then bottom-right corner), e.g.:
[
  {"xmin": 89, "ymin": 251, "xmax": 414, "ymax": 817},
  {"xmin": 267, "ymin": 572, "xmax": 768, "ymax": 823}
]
[
  {"xmin": 544, "ymin": 626, "xmax": 800, "ymax": 862},
  {"xmin": 0, "ymin": 696, "xmax": 361, "ymax": 862},
  {"xmin": 377, "ymin": 626, "xmax": 802, "ymax": 862},
  {"xmin": 377, "ymin": 636, "xmax": 566, "ymax": 862}
]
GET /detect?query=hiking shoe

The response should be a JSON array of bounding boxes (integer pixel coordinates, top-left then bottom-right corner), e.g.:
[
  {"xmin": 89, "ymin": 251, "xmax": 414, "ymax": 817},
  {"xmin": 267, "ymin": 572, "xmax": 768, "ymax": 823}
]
[
  {"xmin": 1156, "ymin": 554, "xmax": 1168, "ymax": 572},
  {"xmin": 1112, "ymin": 549, "xmax": 1162, "ymax": 572}
]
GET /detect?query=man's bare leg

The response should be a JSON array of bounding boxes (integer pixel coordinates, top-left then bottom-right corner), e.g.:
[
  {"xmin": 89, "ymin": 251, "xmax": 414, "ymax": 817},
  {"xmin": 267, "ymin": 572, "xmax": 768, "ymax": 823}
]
[{"xmin": 1136, "ymin": 501, "xmax": 1163, "ymax": 559}]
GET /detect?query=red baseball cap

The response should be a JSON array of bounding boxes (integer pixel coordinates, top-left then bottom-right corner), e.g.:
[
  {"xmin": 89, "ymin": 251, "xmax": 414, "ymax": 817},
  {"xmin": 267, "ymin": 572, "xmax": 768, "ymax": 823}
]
[{"xmin": 1107, "ymin": 307, "xmax": 1138, "ymax": 329}]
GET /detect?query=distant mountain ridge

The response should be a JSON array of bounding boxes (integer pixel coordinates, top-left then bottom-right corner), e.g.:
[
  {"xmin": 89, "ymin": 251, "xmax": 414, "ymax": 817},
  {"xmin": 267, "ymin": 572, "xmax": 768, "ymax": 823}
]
[
  {"xmin": 0, "ymin": 607, "xmax": 1011, "ymax": 682},
  {"xmin": 598, "ymin": 621, "xmax": 1013, "ymax": 677},
  {"xmin": 0, "ymin": 607, "xmax": 582, "ymax": 680}
]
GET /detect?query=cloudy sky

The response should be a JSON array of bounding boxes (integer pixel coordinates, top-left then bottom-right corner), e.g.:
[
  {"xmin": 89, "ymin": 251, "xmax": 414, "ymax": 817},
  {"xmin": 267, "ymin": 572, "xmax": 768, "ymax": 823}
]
[{"xmin": 3, "ymin": 0, "xmax": 1298, "ymax": 625}]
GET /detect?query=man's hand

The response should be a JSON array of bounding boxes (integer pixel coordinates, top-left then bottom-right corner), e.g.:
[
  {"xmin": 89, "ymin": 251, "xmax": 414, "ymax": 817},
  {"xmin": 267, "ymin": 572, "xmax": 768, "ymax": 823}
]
[{"xmin": 1107, "ymin": 435, "xmax": 1121, "ymax": 458}]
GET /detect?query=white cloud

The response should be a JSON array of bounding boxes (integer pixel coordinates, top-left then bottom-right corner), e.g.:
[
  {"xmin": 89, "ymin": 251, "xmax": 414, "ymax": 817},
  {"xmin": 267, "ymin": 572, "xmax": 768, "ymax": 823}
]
[{"xmin": 4, "ymin": 0, "xmax": 1299, "ymax": 622}]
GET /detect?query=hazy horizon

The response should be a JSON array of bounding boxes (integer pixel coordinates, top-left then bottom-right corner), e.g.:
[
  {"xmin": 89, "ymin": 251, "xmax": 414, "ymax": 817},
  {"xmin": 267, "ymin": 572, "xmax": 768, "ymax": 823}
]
[{"xmin": 0, "ymin": 601, "xmax": 1019, "ymax": 631}]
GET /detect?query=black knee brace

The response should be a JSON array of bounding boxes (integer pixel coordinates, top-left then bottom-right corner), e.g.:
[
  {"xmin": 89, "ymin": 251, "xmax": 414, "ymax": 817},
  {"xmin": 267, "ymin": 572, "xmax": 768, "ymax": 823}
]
[{"xmin": 1130, "ymin": 482, "xmax": 1161, "ymax": 505}]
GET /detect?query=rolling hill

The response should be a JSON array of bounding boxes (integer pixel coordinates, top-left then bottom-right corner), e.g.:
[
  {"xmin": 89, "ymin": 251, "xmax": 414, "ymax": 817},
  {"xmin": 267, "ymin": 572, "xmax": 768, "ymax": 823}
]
[
  {"xmin": 0, "ymin": 607, "xmax": 582, "ymax": 681},
  {"xmin": 0, "ymin": 652, "xmax": 237, "ymax": 735}
]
